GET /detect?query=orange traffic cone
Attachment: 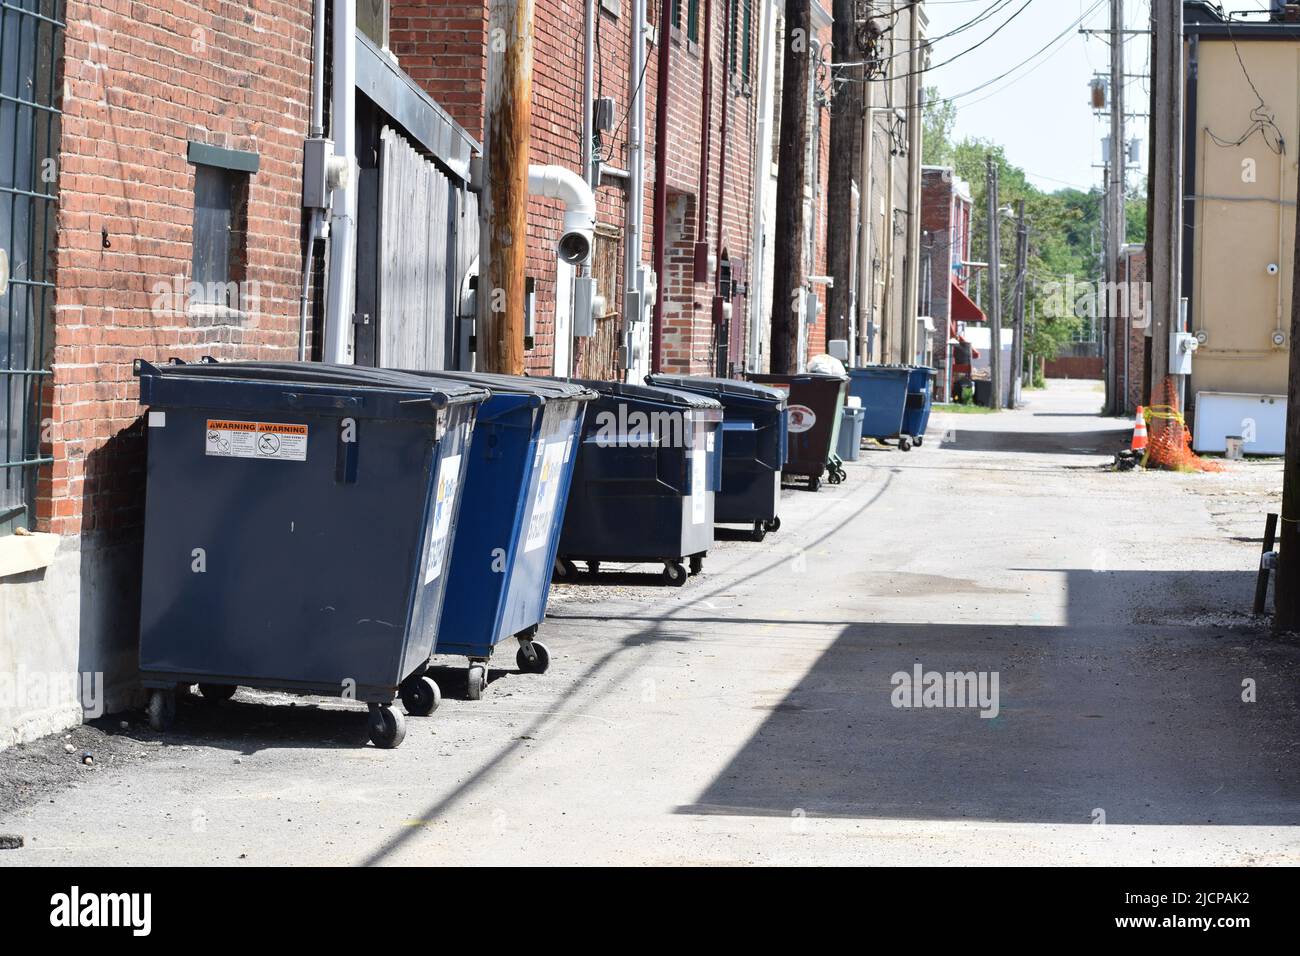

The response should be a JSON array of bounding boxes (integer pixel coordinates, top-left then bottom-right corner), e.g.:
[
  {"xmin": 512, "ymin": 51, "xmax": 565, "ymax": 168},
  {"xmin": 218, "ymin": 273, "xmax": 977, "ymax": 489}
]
[{"xmin": 1130, "ymin": 406, "xmax": 1147, "ymax": 452}]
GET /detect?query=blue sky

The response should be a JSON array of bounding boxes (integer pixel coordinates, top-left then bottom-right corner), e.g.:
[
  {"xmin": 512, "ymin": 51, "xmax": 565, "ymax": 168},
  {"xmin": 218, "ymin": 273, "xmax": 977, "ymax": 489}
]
[{"xmin": 920, "ymin": 0, "xmax": 1173, "ymax": 194}]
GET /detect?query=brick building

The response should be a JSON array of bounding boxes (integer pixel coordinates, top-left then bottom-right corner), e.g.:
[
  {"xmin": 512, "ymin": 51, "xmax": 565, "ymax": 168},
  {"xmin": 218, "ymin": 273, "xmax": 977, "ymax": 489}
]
[{"xmin": 919, "ymin": 164, "xmax": 980, "ymax": 400}]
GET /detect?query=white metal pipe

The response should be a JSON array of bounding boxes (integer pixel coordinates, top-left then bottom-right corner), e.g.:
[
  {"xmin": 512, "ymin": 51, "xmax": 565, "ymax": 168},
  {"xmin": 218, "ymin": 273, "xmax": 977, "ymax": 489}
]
[
  {"xmin": 323, "ymin": 0, "xmax": 357, "ymax": 365},
  {"xmin": 529, "ymin": 164, "xmax": 596, "ymax": 265},
  {"xmin": 748, "ymin": 0, "xmax": 778, "ymax": 371},
  {"xmin": 623, "ymin": 0, "xmax": 647, "ymax": 378},
  {"xmin": 310, "ymin": 0, "xmax": 326, "ymax": 137}
]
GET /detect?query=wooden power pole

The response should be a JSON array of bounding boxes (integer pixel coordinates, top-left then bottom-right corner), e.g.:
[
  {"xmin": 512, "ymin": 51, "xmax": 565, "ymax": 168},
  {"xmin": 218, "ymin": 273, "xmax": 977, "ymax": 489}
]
[
  {"xmin": 1012, "ymin": 199, "xmax": 1028, "ymax": 407},
  {"xmin": 478, "ymin": 0, "xmax": 534, "ymax": 374},
  {"xmin": 1147, "ymin": 0, "xmax": 1181, "ymax": 402},
  {"xmin": 825, "ymin": 0, "xmax": 863, "ymax": 350},
  {"xmin": 1277, "ymin": 112, "xmax": 1300, "ymax": 630},
  {"xmin": 771, "ymin": 0, "xmax": 813, "ymax": 373},
  {"xmin": 1105, "ymin": 0, "xmax": 1125, "ymax": 415},
  {"xmin": 985, "ymin": 156, "xmax": 1003, "ymax": 409}
]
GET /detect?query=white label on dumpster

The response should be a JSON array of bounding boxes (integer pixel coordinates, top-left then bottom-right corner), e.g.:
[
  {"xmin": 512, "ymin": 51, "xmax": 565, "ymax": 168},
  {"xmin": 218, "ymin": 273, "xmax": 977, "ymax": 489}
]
[
  {"xmin": 523, "ymin": 439, "xmax": 567, "ymax": 553},
  {"xmin": 205, "ymin": 419, "xmax": 308, "ymax": 461},
  {"xmin": 787, "ymin": 405, "xmax": 816, "ymax": 434},
  {"xmin": 424, "ymin": 453, "xmax": 462, "ymax": 584},
  {"xmin": 691, "ymin": 449, "xmax": 706, "ymax": 524}
]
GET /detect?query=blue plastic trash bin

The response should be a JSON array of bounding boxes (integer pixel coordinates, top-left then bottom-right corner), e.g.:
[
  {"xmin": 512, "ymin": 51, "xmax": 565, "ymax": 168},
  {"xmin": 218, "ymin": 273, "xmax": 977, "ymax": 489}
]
[
  {"xmin": 424, "ymin": 372, "xmax": 595, "ymax": 700},
  {"xmin": 555, "ymin": 380, "xmax": 724, "ymax": 585},
  {"xmin": 134, "ymin": 359, "xmax": 488, "ymax": 748},
  {"xmin": 645, "ymin": 374, "xmax": 787, "ymax": 541},
  {"xmin": 847, "ymin": 365, "xmax": 913, "ymax": 450},
  {"xmin": 902, "ymin": 366, "xmax": 937, "ymax": 445}
]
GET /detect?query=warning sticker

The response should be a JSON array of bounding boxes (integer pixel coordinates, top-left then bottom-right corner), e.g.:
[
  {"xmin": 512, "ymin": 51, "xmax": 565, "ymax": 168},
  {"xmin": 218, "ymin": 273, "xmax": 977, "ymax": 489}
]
[
  {"xmin": 787, "ymin": 404, "xmax": 817, "ymax": 434},
  {"xmin": 424, "ymin": 454, "xmax": 462, "ymax": 584},
  {"xmin": 206, "ymin": 420, "xmax": 308, "ymax": 462},
  {"xmin": 523, "ymin": 440, "xmax": 568, "ymax": 553},
  {"xmin": 690, "ymin": 449, "xmax": 707, "ymax": 524}
]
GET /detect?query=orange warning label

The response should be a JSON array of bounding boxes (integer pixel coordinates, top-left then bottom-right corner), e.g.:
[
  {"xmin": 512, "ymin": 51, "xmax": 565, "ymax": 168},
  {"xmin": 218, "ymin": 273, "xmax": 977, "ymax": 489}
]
[{"xmin": 205, "ymin": 419, "xmax": 308, "ymax": 462}]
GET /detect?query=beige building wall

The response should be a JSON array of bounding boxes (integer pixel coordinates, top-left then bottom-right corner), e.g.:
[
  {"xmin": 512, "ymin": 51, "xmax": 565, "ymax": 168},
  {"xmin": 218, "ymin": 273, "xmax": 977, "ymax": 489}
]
[{"xmin": 1188, "ymin": 38, "xmax": 1295, "ymax": 400}]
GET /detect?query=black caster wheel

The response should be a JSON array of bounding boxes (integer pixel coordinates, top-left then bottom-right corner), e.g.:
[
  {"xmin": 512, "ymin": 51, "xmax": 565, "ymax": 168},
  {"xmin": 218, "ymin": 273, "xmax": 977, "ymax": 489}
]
[
  {"xmin": 809, "ymin": 477, "xmax": 822, "ymax": 492},
  {"xmin": 146, "ymin": 689, "xmax": 176, "ymax": 731},
  {"xmin": 586, "ymin": 560, "xmax": 601, "ymax": 577},
  {"xmin": 516, "ymin": 640, "xmax": 551, "ymax": 674},
  {"xmin": 663, "ymin": 561, "xmax": 688, "ymax": 586},
  {"xmin": 197, "ymin": 683, "xmax": 236, "ymax": 703},
  {"xmin": 914, "ymin": 435, "xmax": 924, "ymax": 447},
  {"xmin": 899, "ymin": 436, "xmax": 913, "ymax": 452},
  {"xmin": 553, "ymin": 557, "xmax": 578, "ymax": 581},
  {"xmin": 689, "ymin": 554, "xmax": 704, "ymax": 576},
  {"xmin": 764, "ymin": 516, "xmax": 782, "ymax": 533},
  {"xmin": 399, "ymin": 675, "xmax": 441, "ymax": 717},
  {"xmin": 751, "ymin": 521, "xmax": 767, "ymax": 542},
  {"xmin": 466, "ymin": 663, "xmax": 488, "ymax": 700},
  {"xmin": 367, "ymin": 704, "xmax": 406, "ymax": 749}
]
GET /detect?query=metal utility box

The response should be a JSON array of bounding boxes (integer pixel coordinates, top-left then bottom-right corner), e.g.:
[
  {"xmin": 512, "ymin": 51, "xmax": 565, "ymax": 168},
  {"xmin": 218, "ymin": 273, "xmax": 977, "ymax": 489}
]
[
  {"xmin": 646, "ymin": 374, "xmax": 787, "ymax": 541},
  {"xmin": 555, "ymin": 380, "xmax": 723, "ymax": 584},
  {"xmin": 135, "ymin": 359, "xmax": 488, "ymax": 748},
  {"xmin": 426, "ymin": 372, "xmax": 594, "ymax": 699}
]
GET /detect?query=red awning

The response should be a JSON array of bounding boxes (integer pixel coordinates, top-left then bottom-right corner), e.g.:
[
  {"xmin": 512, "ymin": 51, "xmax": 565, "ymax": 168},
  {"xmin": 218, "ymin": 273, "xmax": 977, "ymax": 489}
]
[{"xmin": 951, "ymin": 276, "xmax": 985, "ymax": 323}]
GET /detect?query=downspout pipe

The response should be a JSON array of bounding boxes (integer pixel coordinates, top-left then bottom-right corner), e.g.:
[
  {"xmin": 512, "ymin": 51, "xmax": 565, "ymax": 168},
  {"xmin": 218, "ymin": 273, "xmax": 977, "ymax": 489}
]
[
  {"xmin": 298, "ymin": 0, "xmax": 328, "ymax": 360},
  {"xmin": 748, "ymin": 0, "xmax": 777, "ymax": 371},
  {"xmin": 528, "ymin": 164, "xmax": 597, "ymax": 265},
  {"xmin": 651, "ymin": 0, "xmax": 673, "ymax": 373},
  {"xmin": 323, "ymin": 0, "xmax": 358, "ymax": 365}
]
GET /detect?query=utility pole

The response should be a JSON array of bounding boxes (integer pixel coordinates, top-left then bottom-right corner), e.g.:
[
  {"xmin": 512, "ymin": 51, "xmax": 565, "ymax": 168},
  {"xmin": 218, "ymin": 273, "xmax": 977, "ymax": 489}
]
[
  {"xmin": 985, "ymin": 155, "xmax": 1003, "ymax": 409},
  {"xmin": 1277, "ymin": 98, "xmax": 1300, "ymax": 631},
  {"xmin": 902, "ymin": 1, "xmax": 923, "ymax": 367},
  {"xmin": 1012, "ymin": 199, "xmax": 1028, "ymax": 407},
  {"xmin": 1105, "ymin": 0, "xmax": 1126, "ymax": 415},
  {"xmin": 1147, "ymin": 0, "xmax": 1181, "ymax": 403},
  {"xmin": 771, "ymin": 0, "xmax": 813, "ymax": 373},
  {"xmin": 479, "ymin": 0, "xmax": 534, "ymax": 374},
  {"xmin": 825, "ymin": 0, "xmax": 863, "ymax": 349}
]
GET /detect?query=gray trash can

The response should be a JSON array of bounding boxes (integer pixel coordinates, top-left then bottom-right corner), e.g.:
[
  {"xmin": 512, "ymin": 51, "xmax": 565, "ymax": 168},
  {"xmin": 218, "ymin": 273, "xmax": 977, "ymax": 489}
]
[
  {"xmin": 837, "ymin": 405, "xmax": 865, "ymax": 461},
  {"xmin": 134, "ymin": 359, "xmax": 489, "ymax": 748}
]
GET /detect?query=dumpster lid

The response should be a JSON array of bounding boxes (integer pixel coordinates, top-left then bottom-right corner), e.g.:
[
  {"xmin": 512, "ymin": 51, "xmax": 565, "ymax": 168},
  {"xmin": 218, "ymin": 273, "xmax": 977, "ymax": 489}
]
[
  {"xmin": 645, "ymin": 374, "xmax": 787, "ymax": 404},
  {"xmin": 748, "ymin": 371, "xmax": 848, "ymax": 383},
  {"xmin": 417, "ymin": 370, "xmax": 597, "ymax": 404},
  {"xmin": 135, "ymin": 359, "xmax": 490, "ymax": 407},
  {"xmin": 557, "ymin": 378, "xmax": 724, "ymax": 410}
]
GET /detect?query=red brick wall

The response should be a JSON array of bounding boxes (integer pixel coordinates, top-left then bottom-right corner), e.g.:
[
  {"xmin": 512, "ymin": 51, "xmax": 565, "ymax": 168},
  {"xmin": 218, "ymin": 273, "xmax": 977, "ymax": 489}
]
[
  {"xmin": 392, "ymin": 0, "xmax": 760, "ymax": 377},
  {"xmin": 1044, "ymin": 356, "xmax": 1104, "ymax": 379},
  {"xmin": 45, "ymin": 0, "xmax": 312, "ymax": 535}
]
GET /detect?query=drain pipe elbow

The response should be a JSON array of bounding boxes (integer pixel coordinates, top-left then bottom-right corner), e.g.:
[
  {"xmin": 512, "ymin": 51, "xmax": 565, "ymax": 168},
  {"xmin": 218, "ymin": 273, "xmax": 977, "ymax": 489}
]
[{"xmin": 529, "ymin": 164, "xmax": 596, "ymax": 265}]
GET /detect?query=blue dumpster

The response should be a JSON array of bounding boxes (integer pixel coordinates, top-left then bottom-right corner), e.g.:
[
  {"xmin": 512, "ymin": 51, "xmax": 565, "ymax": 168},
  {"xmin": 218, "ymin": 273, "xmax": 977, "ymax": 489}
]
[
  {"xmin": 554, "ymin": 380, "xmax": 724, "ymax": 585},
  {"xmin": 903, "ymin": 366, "xmax": 937, "ymax": 445},
  {"xmin": 847, "ymin": 365, "xmax": 913, "ymax": 450},
  {"xmin": 645, "ymin": 374, "xmax": 787, "ymax": 541},
  {"xmin": 423, "ymin": 372, "xmax": 595, "ymax": 700},
  {"xmin": 134, "ymin": 359, "xmax": 488, "ymax": 748}
]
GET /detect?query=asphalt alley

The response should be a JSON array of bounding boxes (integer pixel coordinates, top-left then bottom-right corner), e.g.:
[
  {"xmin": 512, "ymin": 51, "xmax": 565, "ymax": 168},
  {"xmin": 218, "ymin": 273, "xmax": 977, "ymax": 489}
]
[{"xmin": 3, "ymin": 380, "xmax": 1298, "ymax": 866}]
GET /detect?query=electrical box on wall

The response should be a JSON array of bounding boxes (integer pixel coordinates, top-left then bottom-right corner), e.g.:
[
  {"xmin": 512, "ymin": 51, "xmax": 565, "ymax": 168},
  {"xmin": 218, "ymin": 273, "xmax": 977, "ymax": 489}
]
[
  {"xmin": 573, "ymin": 276, "xmax": 598, "ymax": 338},
  {"xmin": 1169, "ymin": 331, "xmax": 1197, "ymax": 375}
]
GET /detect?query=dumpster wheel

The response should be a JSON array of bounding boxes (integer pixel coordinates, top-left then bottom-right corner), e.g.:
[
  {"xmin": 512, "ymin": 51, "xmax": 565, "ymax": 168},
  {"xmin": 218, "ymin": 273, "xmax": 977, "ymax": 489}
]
[
  {"xmin": 516, "ymin": 640, "xmax": 551, "ymax": 675},
  {"xmin": 751, "ymin": 521, "xmax": 767, "ymax": 543},
  {"xmin": 399, "ymin": 675, "xmax": 442, "ymax": 717},
  {"xmin": 146, "ymin": 689, "xmax": 176, "ymax": 732},
  {"xmin": 764, "ymin": 516, "xmax": 782, "ymax": 534},
  {"xmin": 367, "ymin": 703, "xmax": 406, "ymax": 749},
  {"xmin": 553, "ymin": 557, "xmax": 579, "ymax": 581},
  {"xmin": 689, "ymin": 554, "xmax": 704, "ymax": 576},
  {"xmin": 914, "ymin": 435, "xmax": 924, "ymax": 447},
  {"xmin": 663, "ymin": 561, "xmax": 688, "ymax": 586},
  {"xmin": 198, "ymin": 683, "xmax": 237, "ymax": 704},
  {"xmin": 466, "ymin": 663, "xmax": 488, "ymax": 700},
  {"xmin": 899, "ymin": 436, "xmax": 913, "ymax": 452}
]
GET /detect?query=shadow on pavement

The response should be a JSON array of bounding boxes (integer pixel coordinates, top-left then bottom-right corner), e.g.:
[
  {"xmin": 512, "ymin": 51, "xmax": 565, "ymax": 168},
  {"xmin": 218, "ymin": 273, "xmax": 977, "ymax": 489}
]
[{"xmin": 939, "ymin": 427, "xmax": 1130, "ymax": 456}]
